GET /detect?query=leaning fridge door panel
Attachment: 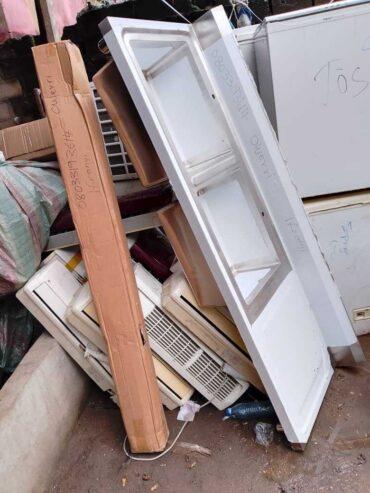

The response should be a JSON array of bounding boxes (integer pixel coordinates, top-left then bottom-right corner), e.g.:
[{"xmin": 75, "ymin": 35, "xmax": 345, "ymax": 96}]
[{"xmin": 101, "ymin": 12, "xmax": 336, "ymax": 448}]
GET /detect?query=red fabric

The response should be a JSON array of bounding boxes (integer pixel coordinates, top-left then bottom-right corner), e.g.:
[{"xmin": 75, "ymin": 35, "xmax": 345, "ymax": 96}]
[{"xmin": 51, "ymin": 184, "xmax": 173, "ymax": 234}]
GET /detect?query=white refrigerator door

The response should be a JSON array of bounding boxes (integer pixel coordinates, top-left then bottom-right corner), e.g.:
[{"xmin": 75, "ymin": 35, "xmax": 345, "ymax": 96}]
[
  {"xmin": 101, "ymin": 7, "xmax": 360, "ymax": 445},
  {"xmin": 254, "ymin": 0, "xmax": 370, "ymax": 197}
]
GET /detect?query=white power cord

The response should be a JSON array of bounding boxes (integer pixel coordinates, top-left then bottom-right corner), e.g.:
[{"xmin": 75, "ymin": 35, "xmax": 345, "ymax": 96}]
[
  {"xmin": 123, "ymin": 372, "xmax": 229, "ymax": 462},
  {"xmin": 158, "ymin": 0, "xmax": 191, "ymax": 23},
  {"xmin": 123, "ymin": 421, "xmax": 189, "ymax": 462}
]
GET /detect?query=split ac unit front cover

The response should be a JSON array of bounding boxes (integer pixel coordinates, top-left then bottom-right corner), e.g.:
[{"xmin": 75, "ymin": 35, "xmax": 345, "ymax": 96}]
[
  {"xmin": 16, "ymin": 252, "xmax": 192, "ymax": 411},
  {"xmin": 67, "ymin": 260, "xmax": 249, "ymax": 410},
  {"xmin": 162, "ymin": 271, "xmax": 264, "ymax": 393},
  {"xmin": 67, "ymin": 281, "xmax": 194, "ymax": 408},
  {"xmin": 102, "ymin": 6, "xmax": 363, "ymax": 445}
]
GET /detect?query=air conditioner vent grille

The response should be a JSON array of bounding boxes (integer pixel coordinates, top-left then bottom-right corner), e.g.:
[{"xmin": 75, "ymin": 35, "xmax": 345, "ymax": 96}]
[
  {"xmin": 145, "ymin": 306, "xmax": 245, "ymax": 409},
  {"xmin": 90, "ymin": 84, "xmax": 138, "ymax": 182}
]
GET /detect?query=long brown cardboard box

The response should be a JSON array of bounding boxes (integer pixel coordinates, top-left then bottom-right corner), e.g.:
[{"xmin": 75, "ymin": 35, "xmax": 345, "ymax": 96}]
[
  {"xmin": 93, "ymin": 61, "xmax": 167, "ymax": 187},
  {"xmin": 32, "ymin": 41, "xmax": 168, "ymax": 453},
  {"xmin": 0, "ymin": 118, "xmax": 55, "ymax": 160}
]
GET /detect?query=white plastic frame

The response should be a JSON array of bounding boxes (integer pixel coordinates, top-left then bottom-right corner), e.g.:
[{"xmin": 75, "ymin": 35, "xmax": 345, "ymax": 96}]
[{"xmin": 102, "ymin": 7, "xmax": 363, "ymax": 445}]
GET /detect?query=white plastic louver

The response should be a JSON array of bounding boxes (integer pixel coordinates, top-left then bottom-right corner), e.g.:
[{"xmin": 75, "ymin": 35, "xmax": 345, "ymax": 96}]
[
  {"xmin": 102, "ymin": 7, "xmax": 363, "ymax": 445},
  {"xmin": 144, "ymin": 303, "xmax": 245, "ymax": 407},
  {"xmin": 16, "ymin": 251, "xmax": 193, "ymax": 411},
  {"xmin": 90, "ymin": 82, "xmax": 138, "ymax": 181},
  {"xmin": 67, "ymin": 281, "xmax": 195, "ymax": 409},
  {"xmin": 68, "ymin": 261, "xmax": 249, "ymax": 410},
  {"xmin": 135, "ymin": 262, "xmax": 249, "ymax": 409},
  {"xmin": 162, "ymin": 271, "xmax": 263, "ymax": 392}
]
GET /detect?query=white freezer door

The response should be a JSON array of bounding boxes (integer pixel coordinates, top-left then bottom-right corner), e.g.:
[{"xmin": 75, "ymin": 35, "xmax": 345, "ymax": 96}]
[
  {"xmin": 102, "ymin": 8, "xmax": 354, "ymax": 445},
  {"xmin": 254, "ymin": 0, "xmax": 370, "ymax": 197}
]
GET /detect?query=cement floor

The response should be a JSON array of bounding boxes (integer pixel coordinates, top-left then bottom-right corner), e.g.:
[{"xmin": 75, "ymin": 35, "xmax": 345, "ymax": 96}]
[{"xmin": 51, "ymin": 335, "xmax": 370, "ymax": 493}]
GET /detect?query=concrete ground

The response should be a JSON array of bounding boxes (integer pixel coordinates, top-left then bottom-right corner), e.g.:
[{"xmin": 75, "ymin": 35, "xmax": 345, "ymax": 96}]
[{"xmin": 51, "ymin": 335, "xmax": 370, "ymax": 493}]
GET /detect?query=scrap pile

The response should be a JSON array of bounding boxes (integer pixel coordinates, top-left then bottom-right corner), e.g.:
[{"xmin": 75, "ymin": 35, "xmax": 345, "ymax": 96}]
[{"xmin": 1, "ymin": 0, "xmax": 369, "ymax": 458}]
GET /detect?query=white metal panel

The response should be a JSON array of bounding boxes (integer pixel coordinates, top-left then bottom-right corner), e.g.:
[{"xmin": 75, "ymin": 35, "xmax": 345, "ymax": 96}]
[
  {"xmin": 234, "ymin": 24, "xmax": 259, "ymax": 84},
  {"xmin": 255, "ymin": 0, "xmax": 370, "ymax": 197},
  {"xmin": 194, "ymin": 9, "xmax": 361, "ymax": 357},
  {"xmin": 251, "ymin": 272, "xmax": 331, "ymax": 440},
  {"xmin": 305, "ymin": 191, "xmax": 370, "ymax": 336},
  {"xmin": 101, "ymin": 10, "xmax": 343, "ymax": 445},
  {"xmin": 236, "ymin": 24, "xmax": 369, "ymax": 343}
]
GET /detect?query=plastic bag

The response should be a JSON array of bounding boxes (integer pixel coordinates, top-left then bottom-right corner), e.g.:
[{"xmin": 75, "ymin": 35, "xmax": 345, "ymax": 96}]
[
  {"xmin": 0, "ymin": 158, "xmax": 66, "ymax": 296},
  {"xmin": 254, "ymin": 422, "xmax": 274, "ymax": 447},
  {"xmin": 177, "ymin": 401, "xmax": 201, "ymax": 422}
]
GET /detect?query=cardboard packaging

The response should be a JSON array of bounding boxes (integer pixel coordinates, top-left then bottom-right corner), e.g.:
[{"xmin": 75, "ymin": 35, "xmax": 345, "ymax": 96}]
[
  {"xmin": 32, "ymin": 41, "xmax": 168, "ymax": 453},
  {"xmin": 158, "ymin": 202, "xmax": 224, "ymax": 307},
  {"xmin": 0, "ymin": 118, "xmax": 55, "ymax": 161},
  {"xmin": 93, "ymin": 61, "xmax": 167, "ymax": 187}
]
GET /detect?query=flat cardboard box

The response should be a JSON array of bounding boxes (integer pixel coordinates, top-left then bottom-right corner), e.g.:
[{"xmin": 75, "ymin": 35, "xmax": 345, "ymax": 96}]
[
  {"xmin": 0, "ymin": 118, "xmax": 55, "ymax": 161},
  {"xmin": 32, "ymin": 41, "xmax": 168, "ymax": 453},
  {"xmin": 158, "ymin": 202, "xmax": 224, "ymax": 307},
  {"xmin": 93, "ymin": 61, "xmax": 167, "ymax": 187}
]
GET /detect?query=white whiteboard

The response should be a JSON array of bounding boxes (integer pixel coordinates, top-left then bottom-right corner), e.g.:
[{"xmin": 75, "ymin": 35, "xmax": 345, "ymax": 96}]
[{"xmin": 255, "ymin": 0, "xmax": 370, "ymax": 197}]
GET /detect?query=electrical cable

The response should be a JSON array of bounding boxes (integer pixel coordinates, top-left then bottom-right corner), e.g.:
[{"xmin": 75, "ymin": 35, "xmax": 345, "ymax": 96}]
[
  {"xmin": 229, "ymin": 1, "xmax": 237, "ymax": 20},
  {"xmin": 123, "ymin": 372, "xmax": 230, "ymax": 462},
  {"xmin": 158, "ymin": 0, "xmax": 192, "ymax": 23},
  {"xmin": 123, "ymin": 421, "xmax": 189, "ymax": 462}
]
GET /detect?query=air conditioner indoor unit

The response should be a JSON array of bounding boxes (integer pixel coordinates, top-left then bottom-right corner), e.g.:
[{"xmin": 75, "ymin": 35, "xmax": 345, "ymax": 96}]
[
  {"xmin": 162, "ymin": 272, "xmax": 264, "ymax": 393},
  {"xmin": 67, "ymin": 261, "xmax": 249, "ymax": 410},
  {"xmin": 16, "ymin": 250, "xmax": 193, "ymax": 411},
  {"xmin": 66, "ymin": 281, "xmax": 194, "ymax": 410}
]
